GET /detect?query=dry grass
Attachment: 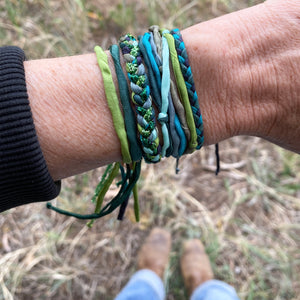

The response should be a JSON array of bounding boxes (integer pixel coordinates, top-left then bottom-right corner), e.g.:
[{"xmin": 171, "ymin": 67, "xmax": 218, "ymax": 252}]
[{"xmin": 0, "ymin": 0, "xmax": 299, "ymax": 299}]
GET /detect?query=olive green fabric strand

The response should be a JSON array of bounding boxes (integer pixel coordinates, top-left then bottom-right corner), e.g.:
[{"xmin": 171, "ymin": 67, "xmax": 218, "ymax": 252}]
[
  {"xmin": 94, "ymin": 46, "xmax": 132, "ymax": 164},
  {"xmin": 162, "ymin": 33, "xmax": 197, "ymax": 150}
]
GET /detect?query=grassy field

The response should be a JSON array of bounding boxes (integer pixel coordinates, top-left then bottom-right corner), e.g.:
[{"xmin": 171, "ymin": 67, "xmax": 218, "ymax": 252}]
[{"xmin": 0, "ymin": 0, "xmax": 299, "ymax": 299}]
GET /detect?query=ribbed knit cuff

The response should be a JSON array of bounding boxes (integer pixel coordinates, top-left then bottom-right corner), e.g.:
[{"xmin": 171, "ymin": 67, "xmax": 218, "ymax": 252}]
[{"xmin": 0, "ymin": 46, "xmax": 61, "ymax": 212}]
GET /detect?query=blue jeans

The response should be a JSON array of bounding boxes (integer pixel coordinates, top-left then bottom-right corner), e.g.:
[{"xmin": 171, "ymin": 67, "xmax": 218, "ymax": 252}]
[{"xmin": 115, "ymin": 269, "xmax": 240, "ymax": 300}]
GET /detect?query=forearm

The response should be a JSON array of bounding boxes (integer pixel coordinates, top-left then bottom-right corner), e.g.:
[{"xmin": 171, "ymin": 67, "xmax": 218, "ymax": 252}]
[
  {"xmin": 24, "ymin": 0, "xmax": 300, "ymax": 181},
  {"xmin": 24, "ymin": 54, "xmax": 121, "ymax": 180}
]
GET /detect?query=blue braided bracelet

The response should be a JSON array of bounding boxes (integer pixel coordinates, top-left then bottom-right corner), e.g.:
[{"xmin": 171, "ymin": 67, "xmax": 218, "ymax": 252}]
[{"xmin": 170, "ymin": 28, "xmax": 204, "ymax": 150}]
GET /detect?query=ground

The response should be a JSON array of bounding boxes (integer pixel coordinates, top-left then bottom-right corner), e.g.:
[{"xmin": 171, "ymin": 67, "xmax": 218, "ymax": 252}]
[{"xmin": 0, "ymin": 1, "xmax": 299, "ymax": 299}]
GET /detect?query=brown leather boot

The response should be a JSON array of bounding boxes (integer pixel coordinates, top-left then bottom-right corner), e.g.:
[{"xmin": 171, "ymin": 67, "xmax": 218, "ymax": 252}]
[
  {"xmin": 137, "ymin": 227, "xmax": 171, "ymax": 279},
  {"xmin": 180, "ymin": 239, "xmax": 214, "ymax": 296}
]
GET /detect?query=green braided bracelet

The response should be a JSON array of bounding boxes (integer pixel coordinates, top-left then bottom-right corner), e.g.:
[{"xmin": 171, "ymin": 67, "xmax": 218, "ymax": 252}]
[{"xmin": 119, "ymin": 34, "xmax": 161, "ymax": 163}]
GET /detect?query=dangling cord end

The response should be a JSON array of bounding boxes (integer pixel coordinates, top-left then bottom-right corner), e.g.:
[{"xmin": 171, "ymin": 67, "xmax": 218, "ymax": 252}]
[
  {"xmin": 117, "ymin": 163, "xmax": 130, "ymax": 221},
  {"xmin": 175, "ymin": 157, "xmax": 180, "ymax": 174},
  {"xmin": 117, "ymin": 195, "xmax": 130, "ymax": 221},
  {"xmin": 215, "ymin": 143, "xmax": 220, "ymax": 175},
  {"xmin": 87, "ymin": 219, "xmax": 94, "ymax": 228},
  {"xmin": 46, "ymin": 202, "xmax": 103, "ymax": 220},
  {"xmin": 87, "ymin": 162, "xmax": 120, "ymax": 227},
  {"xmin": 133, "ymin": 183, "xmax": 140, "ymax": 222}
]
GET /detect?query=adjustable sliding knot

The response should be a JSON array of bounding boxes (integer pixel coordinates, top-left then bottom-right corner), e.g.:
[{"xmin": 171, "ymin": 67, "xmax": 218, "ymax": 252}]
[{"xmin": 158, "ymin": 112, "xmax": 168, "ymax": 123}]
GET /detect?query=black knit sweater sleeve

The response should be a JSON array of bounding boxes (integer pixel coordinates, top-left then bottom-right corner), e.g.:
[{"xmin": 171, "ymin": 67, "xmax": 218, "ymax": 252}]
[{"xmin": 0, "ymin": 46, "xmax": 61, "ymax": 212}]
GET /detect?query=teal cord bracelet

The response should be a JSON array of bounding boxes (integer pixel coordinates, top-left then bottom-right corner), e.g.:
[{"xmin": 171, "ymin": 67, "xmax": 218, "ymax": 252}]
[
  {"xmin": 151, "ymin": 25, "xmax": 191, "ymax": 150},
  {"xmin": 139, "ymin": 34, "xmax": 170, "ymax": 158},
  {"xmin": 149, "ymin": 32, "xmax": 186, "ymax": 157},
  {"xmin": 146, "ymin": 29, "xmax": 187, "ymax": 157},
  {"xmin": 149, "ymin": 32, "xmax": 161, "ymax": 71},
  {"xmin": 109, "ymin": 44, "xmax": 143, "ymax": 162},
  {"xmin": 138, "ymin": 36, "xmax": 161, "ymax": 109},
  {"xmin": 143, "ymin": 32, "xmax": 161, "ymax": 90},
  {"xmin": 160, "ymin": 33, "xmax": 187, "ymax": 156},
  {"xmin": 147, "ymin": 29, "xmax": 175, "ymax": 157},
  {"xmin": 119, "ymin": 34, "xmax": 161, "ymax": 163}
]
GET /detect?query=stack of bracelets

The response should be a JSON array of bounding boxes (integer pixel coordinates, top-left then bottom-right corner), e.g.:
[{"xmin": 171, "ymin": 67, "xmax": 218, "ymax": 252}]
[{"xmin": 47, "ymin": 26, "xmax": 219, "ymax": 225}]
